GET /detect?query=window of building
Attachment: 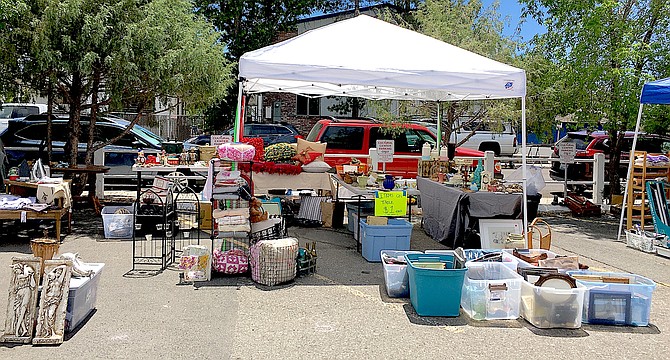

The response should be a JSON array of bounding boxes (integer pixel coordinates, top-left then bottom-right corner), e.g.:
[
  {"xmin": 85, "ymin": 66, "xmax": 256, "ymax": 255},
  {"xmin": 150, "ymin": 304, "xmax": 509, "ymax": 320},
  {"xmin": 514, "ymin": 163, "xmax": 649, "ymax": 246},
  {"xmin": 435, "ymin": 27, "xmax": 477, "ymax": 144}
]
[{"xmin": 296, "ymin": 95, "xmax": 320, "ymax": 116}]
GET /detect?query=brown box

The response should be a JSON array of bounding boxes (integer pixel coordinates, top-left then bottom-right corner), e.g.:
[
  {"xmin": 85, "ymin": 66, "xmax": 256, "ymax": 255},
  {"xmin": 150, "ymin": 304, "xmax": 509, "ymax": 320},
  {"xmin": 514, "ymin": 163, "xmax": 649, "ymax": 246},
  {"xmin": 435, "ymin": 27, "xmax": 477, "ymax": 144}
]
[
  {"xmin": 321, "ymin": 202, "xmax": 334, "ymax": 228},
  {"xmin": 200, "ymin": 201, "xmax": 212, "ymax": 229}
]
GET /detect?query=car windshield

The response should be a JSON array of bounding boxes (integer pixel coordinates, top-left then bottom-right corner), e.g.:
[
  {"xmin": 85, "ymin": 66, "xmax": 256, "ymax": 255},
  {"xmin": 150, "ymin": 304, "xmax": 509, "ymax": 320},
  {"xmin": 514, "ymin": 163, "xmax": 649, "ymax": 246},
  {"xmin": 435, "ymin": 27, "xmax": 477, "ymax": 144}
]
[
  {"xmin": 131, "ymin": 124, "xmax": 164, "ymax": 148},
  {"xmin": 561, "ymin": 134, "xmax": 590, "ymax": 150}
]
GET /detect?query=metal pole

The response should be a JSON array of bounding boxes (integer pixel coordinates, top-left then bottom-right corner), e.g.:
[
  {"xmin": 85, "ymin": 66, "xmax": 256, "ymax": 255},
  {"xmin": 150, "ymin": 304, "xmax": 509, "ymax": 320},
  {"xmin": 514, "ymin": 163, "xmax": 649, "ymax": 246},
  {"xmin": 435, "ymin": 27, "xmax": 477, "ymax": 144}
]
[
  {"xmin": 521, "ymin": 97, "xmax": 528, "ymax": 236},
  {"xmin": 564, "ymin": 162, "xmax": 568, "ymax": 201},
  {"xmin": 617, "ymin": 104, "xmax": 644, "ymax": 242},
  {"xmin": 233, "ymin": 80, "xmax": 244, "ymax": 142},
  {"xmin": 436, "ymin": 102, "xmax": 442, "ymax": 150}
]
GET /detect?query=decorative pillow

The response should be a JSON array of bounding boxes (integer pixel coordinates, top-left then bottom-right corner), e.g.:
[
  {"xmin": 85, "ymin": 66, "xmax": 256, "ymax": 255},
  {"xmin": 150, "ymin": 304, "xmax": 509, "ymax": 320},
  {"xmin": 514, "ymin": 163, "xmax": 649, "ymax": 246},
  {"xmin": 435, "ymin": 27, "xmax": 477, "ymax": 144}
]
[
  {"xmin": 264, "ymin": 143, "xmax": 297, "ymax": 163},
  {"xmin": 212, "ymin": 248, "xmax": 249, "ymax": 274},
  {"xmin": 241, "ymin": 137, "xmax": 264, "ymax": 162},
  {"xmin": 217, "ymin": 143, "xmax": 255, "ymax": 161},
  {"xmin": 297, "ymin": 138, "xmax": 326, "ymax": 161},
  {"xmin": 302, "ymin": 160, "xmax": 331, "ymax": 173}
]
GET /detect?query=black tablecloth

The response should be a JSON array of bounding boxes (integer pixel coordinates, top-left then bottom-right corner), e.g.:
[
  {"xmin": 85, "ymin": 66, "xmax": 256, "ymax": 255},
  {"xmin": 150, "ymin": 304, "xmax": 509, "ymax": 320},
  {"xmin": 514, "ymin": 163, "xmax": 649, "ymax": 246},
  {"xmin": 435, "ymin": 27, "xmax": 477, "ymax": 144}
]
[{"xmin": 417, "ymin": 177, "xmax": 522, "ymax": 248}]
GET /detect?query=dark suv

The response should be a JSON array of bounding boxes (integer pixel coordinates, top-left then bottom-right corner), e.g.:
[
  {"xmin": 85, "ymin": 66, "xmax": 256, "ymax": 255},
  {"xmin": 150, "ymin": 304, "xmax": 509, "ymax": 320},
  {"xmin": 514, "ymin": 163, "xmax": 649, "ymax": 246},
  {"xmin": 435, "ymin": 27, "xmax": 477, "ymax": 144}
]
[
  {"xmin": 1, "ymin": 114, "xmax": 164, "ymax": 177},
  {"xmin": 550, "ymin": 131, "xmax": 670, "ymax": 184},
  {"xmin": 184, "ymin": 123, "xmax": 302, "ymax": 149}
]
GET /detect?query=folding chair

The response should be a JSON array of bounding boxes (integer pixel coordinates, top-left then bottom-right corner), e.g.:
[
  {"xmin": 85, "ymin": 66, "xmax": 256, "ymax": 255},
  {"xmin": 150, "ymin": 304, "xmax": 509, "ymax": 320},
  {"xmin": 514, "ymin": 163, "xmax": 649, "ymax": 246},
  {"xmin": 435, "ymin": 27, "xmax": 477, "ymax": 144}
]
[{"xmin": 646, "ymin": 180, "xmax": 670, "ymax": 236}]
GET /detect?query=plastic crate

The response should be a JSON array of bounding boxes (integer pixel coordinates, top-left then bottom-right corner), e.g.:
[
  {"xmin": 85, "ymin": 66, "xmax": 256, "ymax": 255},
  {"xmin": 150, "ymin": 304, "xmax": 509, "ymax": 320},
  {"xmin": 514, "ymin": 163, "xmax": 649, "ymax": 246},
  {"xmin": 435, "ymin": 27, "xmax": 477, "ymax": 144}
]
[
  {"xmin": 625, "ymin": 231, "xmax": 657, "ymax": 253},
  {"xmin": 101, "ymin": 205, "xmax": 134, "ymax": 239},
  {"xmin": 503, "ymin": 249, "xmax": 560, "ymax": 270},
  {"xmin": 346, "ymin": 202, "xmax": 374, "ymax": 233},
  {"xmin": 520, "ymin": 280, "xmax": 586, "ymax": 329},
  {"xmin": 66, "ymin": 263, "xmax": 105, "ymax": 332},
  {"xmin": 461, "ymin": 262, "xmax": 524, "ymax": 320},
  {"xmin": 406, "ymin": 253, "xmax": 467, "ymax": 317},
  {"xmin": 567, "ymin": 271, "xmax": 656, "ymax": 326},
  {"xmin": 381, "ymin": 250, "xmax": 422, "ymax": 298},
  {"xmin": 360, "ymin": 218, "xmax": 412, "ymax": 262}
]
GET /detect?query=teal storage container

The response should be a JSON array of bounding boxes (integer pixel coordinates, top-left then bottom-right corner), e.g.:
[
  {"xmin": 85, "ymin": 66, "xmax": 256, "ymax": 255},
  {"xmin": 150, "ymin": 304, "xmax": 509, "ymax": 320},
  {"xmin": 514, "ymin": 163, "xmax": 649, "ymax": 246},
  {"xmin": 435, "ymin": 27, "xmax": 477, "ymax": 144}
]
[
  {"xmin": 360, "ymin": 218, "xmax": 412, "ymax": 262},
  {"xmin": 406, "ymin": 253, "xmax": 467, "ymax": 316}
]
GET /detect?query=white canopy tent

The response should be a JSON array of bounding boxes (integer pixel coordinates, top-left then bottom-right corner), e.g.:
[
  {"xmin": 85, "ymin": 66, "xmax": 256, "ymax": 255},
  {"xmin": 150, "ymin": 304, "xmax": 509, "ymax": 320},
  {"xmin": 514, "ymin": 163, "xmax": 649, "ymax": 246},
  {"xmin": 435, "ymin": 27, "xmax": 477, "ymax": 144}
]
[{"xmin": 236, "ymin": 15, "xmax": 530, "ymax": 232}]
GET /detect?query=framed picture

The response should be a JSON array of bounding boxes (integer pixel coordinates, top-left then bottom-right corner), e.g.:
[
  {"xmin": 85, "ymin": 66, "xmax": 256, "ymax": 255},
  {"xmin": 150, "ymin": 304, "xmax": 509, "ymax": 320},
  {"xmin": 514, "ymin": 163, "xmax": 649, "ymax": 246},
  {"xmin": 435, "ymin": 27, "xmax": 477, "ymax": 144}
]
[{"xmin": 479, "ymin": 219, "xmax": 523, "ymax": 249}]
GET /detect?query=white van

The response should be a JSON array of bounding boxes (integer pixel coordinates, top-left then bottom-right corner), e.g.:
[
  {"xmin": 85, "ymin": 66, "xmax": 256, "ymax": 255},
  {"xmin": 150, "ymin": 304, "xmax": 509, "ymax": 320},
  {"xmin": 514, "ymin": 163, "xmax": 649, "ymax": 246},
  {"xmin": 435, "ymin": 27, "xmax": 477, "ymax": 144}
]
[{"xmin": 0, "ymin": 103, "xmax": 49, "ymax": 119}]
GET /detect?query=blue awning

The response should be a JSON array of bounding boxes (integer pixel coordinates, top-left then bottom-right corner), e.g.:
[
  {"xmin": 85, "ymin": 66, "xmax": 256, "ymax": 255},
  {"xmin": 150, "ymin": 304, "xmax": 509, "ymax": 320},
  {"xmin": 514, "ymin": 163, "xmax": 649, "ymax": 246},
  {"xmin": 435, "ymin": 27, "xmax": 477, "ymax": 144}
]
[{"xmin": 641, "ymin": 77, "xmax": 670, "ymax": 104}]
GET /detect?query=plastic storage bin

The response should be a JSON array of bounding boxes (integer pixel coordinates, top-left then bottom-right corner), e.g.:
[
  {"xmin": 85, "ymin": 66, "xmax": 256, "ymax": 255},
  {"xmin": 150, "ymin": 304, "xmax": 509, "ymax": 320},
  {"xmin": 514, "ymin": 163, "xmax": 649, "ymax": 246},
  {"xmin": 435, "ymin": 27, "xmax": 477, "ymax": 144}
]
[
  {"xmin": 66, "ymin": 263, "xmax": 105, "ymax": 332},
  {"xmin": 461, "ymin": 262, "xmax": 524, "ymax": 320},
  {"xmin": 520, "ymin": 280, "xmax": 586, "ymax": 329},
  {"xmin": 360, "ymin": 218, "xmax": 412, "ymax": 262},
  {"xmin": 101, "ymin": 205, "xmax": 134, "ymax": 239},
  {"xmin": 503, "ymin": 249, "xmax": 559, "ymax": 269},
  {"xmin": 381, "ymin": 250, "xmax": 422, "ymax": 298},
  {"xmin": 426, "ymin": 249, "xmax": 521, "ymax": 272},
  {"xmin": 406, "ymin": 253, "xmax": 467, "ymax": 316},
  {"xmin": 346, "ymin": 201, "xmax": 375, "ymax": 232},
  {"xmin": 567, "ymin": 271, "xmax": 656, "ymax": 326}
]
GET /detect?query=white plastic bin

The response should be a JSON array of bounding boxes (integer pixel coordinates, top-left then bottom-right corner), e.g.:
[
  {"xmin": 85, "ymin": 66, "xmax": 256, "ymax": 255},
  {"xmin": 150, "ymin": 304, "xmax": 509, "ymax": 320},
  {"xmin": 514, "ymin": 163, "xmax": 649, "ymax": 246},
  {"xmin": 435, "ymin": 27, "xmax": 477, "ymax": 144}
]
[
  {"xmin": 66, "ymin": 263, "xmax": 105, "ymax": 332},
  {"xmin": 101, "ymin": 205, "xmax": 134, "ymax": 239},
  {"xmin": 381, "ymin": 250, "xmax": 422, "ymax": 298},
  {"xmin": 461, "ymin": 262, "xmax": 524, "ymax": 320},
  {"xmin": 567, "ymin": 271, "xmax": 656, "ymax": 326},
  {"xmin": 520, "ymin": 280, "xmax": 586, "ymax": 329}
]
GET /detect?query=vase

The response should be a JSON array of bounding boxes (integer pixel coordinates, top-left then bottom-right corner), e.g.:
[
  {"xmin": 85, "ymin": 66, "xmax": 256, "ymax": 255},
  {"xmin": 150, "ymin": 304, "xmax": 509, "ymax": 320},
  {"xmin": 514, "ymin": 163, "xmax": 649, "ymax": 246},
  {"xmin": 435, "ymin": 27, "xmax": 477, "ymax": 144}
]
[{"xmin": 382, "ymin": 175, "xmax": 395, "ymax": 190}]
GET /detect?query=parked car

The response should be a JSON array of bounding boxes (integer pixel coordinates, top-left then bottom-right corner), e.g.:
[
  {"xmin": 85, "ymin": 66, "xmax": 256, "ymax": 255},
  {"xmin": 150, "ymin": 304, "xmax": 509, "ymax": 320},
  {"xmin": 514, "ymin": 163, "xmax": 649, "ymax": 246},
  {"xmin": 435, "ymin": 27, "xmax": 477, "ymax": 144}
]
[
  {"xmin": 0, "ymin": 103, "xmax": 49, "ymax": 119},
  {"xmin": 183, "ymin": 122, "xmax": 303, "ymax": 150},
  {"xmin": 413, "ymin": 119, "xmax": 517, "ymax": 156},
  {"xmin": 550, "ymin": 130, "xmax": 670, "ymax": 187},
  {"xmin": 306, "ymin": 117, "xmax": 484, "ymax": 178},
  {"xmin": 1, "ymin": 114, "xmax": 164, "ymax": 180}
]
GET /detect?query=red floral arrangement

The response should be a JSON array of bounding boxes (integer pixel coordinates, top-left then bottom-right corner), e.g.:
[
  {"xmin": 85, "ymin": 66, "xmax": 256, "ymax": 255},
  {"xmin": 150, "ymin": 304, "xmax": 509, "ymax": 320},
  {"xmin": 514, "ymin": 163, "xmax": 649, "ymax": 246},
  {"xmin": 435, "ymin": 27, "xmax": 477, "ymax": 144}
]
[
  {"xmin": 238, "ymin": 161, "xmax": 302, "ymax": 175},
  {"xmin": 240, "ymin": 137, "xmax": 264, "ymax": 161}
]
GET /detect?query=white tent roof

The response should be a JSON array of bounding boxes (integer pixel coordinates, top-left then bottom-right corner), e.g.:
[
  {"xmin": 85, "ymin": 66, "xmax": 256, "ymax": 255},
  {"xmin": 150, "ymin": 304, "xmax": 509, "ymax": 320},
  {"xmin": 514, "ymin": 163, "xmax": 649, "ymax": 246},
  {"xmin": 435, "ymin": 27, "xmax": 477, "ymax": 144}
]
[{"xmin": 239, "ymin": 15, "xmax": 526, "ymax": 101}]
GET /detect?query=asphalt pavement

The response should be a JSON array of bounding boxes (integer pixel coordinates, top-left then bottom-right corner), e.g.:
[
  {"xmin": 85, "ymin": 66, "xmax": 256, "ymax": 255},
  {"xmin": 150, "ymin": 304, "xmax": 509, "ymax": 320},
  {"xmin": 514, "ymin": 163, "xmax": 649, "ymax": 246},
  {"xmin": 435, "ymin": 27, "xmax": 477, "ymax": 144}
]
[{"xmin": 1, "ymin": 209, "xmax": 669, "ymax": 359}]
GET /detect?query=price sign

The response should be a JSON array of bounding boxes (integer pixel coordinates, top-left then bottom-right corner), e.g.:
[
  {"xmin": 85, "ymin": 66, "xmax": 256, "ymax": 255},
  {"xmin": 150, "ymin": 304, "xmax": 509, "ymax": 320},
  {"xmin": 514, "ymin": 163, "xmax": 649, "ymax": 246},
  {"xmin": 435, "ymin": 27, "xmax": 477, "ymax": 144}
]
[
  {"xmin": 376, "ymin": 140, "xmax": 394, "ymax": 163},
  {"xmin": 558, "ymin": 142, "xmax": 576, "ymax": 164},
  {"xmin": 374, "ymin": 191, "xmax": 407, "ymax": 217},
  {"xmin": 211, "ymin": 135, "xmax": 232, "ymax": 146}
]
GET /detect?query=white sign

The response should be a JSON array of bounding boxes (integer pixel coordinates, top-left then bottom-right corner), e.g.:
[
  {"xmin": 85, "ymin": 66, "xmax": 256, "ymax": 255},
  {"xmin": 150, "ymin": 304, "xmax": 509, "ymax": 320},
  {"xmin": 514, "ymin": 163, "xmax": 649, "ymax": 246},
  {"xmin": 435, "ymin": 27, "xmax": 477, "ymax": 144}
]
[
  {"xmin": 558, "ymin": 142, "xmax": 576, "ymax": 163},
  {"xmin": 376, "ymin": 140, "xmax": 394, "ymax": 163},
  {"xmin": 211, "ymin": 135, "xmax": 232, "ymax": 146}
]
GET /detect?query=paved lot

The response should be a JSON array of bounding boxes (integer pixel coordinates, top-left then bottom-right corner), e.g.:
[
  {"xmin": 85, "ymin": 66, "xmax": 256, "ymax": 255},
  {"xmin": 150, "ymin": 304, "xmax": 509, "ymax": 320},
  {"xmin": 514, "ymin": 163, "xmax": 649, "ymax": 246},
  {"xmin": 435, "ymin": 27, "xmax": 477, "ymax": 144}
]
[{"xmin": 1, "ymin": 210, "xmax": 669, "ymax": 359}]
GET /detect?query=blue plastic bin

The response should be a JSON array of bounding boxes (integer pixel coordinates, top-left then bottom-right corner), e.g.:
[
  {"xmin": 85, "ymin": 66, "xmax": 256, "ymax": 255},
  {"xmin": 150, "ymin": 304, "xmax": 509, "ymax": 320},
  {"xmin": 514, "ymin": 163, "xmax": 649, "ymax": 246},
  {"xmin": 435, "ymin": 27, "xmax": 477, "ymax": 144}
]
[
  {"xmin": 567, "ymin": 271, "xmax": 656, "ymax": 326},
  {"xmin": 406, "ymin": 253, "xmax": 467, "ymax": 316},
  {"xmin": 360, "ymin": 218, "xmax": 412, "ymax": 262}
]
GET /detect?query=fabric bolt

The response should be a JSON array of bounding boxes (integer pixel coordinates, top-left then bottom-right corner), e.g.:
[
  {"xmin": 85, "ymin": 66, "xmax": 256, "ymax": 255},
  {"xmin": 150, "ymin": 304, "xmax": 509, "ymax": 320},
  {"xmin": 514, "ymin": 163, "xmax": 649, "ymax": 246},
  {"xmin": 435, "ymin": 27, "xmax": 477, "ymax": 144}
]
[
  {"xmin": 36, "ymin": 182, "xmax": 72, "ymax": 208},
  {"xmin": 216, "ymin": 221, "xmax": 251, "ymax": 233},
  {"xmin": 212, "ymin": 249, "xmax": 249, "ymax": 274},
  {"xmin": 213, "ymin": 208, "xmax": 250, "ymax": 219},
  {"xmin": 0, "ymin": 196, "xmax": 35, "ymax": 210},
  {"xmin": 217, "ymin": 215, "xmax": 248, "ymax": 226},
  {"xmin": 218, "ymin": 143, "xmax": 256, "ymax": 161}
]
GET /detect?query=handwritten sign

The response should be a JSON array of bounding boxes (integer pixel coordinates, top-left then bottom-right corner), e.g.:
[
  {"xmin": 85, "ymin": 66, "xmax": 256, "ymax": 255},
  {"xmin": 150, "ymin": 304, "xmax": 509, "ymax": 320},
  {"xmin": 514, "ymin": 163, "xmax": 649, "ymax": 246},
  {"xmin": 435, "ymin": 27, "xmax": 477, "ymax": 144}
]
[
  {"xmin": 211, "ymin": 135, "xmax": 232, "ymax": 146},
  {"xmin": 376, "ymin": 140, "xmax": 394, "ymax": 163},
  {"xmin": 374, "ymin": 191, "xmax": 407, "ymax": 217},
  {"xmin": 558, "ymin": 142, "xmax": 576, "ymax": 164}
]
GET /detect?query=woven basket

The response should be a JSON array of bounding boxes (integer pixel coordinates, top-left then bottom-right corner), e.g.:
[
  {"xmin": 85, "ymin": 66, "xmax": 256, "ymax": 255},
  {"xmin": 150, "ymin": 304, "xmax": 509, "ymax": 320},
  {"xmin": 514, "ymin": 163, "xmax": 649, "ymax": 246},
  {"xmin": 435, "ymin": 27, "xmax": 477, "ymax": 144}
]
[
  {"xmin": 626, "ymin": 230, "xmax": 656, "ymax": 253},
  {"xmin": 30, "ymin": 231, "xmax": 60, "ymax": 276}
]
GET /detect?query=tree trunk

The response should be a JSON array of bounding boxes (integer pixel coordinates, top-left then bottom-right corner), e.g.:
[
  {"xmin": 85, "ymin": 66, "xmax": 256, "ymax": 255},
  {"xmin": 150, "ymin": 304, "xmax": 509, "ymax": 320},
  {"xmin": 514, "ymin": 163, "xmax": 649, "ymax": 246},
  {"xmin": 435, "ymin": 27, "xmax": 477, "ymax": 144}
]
[
  {"xmin": 606, "ymin": 129, "xmax": 624, "ymax": 200},
  {"xmin": 65, "ymin": 72, "xmax": 84, "ymax": 195},
  {"xmin": 352, "ymin": 98, "xmax": 360, "ymax": 118},
  {"xmin": 47, "ymin": 76, "xmax": 53, "ymax": 164},
  {"xmin": 84, "ymin": 67, "xmax": 101, "ymax": 166}
]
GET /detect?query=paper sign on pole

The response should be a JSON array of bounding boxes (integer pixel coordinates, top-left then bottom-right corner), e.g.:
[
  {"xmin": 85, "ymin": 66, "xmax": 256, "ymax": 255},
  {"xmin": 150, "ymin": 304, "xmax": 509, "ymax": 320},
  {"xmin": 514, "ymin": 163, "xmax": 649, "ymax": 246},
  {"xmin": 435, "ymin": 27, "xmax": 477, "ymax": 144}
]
[
  {"xmin": 558, "ymin": 142, "xmax": 576, "ymax": 163},
  {"xmin": 211, "ymin": 135, "xmax": 233, "ymax": 146},
  {"xmin": 376, "ymin": 140, "xmax": 394, "ymax": 163},
  {"xmin": 374, "ymin": 190, "xmax": 407, "ymax": 217}
]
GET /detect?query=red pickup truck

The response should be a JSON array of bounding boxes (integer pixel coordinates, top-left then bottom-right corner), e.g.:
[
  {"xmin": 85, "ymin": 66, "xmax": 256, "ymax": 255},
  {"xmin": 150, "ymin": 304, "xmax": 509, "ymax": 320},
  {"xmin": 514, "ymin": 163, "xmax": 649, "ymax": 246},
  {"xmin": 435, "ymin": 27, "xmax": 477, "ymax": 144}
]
[{"xmin": 306, "ymin": 118, "xmax": 484, "ymax": 178}]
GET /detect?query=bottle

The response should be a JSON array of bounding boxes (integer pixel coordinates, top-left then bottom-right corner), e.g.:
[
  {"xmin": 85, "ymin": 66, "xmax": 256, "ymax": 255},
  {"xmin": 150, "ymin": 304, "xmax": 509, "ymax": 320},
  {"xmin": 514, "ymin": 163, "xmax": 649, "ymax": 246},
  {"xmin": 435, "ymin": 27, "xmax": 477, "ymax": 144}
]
[
  {"xmin": 439, "ymin": 146, "xmax": 448, "ymax": 161},
  {"xmin": 421, "ymin": 143, "xmax": 431, "ymax": 160},
  {"xmin": 311, "ymin": 241, "xmax": 317, "ymax": 258}
]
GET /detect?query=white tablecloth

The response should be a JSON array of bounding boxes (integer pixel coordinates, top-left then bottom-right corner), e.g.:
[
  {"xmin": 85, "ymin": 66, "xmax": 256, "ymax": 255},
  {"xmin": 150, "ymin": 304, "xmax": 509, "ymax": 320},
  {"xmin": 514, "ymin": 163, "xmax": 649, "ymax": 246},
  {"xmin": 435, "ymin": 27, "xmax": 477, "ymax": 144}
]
[{"xmin": 252, "ymin": 172, "xmax": 332, "ymax": 195}]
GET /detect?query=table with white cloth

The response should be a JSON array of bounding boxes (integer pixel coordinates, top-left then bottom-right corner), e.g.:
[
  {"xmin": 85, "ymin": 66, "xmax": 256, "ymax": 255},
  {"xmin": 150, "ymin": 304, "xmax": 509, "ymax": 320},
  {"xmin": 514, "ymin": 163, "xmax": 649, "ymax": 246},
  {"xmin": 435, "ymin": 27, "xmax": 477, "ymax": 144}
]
[{"xmin": 251, "ymin": 172, "xmax": 332, "ymax": 195}]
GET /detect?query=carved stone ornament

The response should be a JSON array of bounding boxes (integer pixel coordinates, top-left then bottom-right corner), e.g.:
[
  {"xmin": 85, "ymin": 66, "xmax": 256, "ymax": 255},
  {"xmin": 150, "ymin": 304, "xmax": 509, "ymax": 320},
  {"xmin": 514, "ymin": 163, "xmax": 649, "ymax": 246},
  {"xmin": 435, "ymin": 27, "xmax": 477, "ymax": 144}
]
[
  {"xmin": 33, "ymin": 259, "xmax": 72, "ymax": 345},
  {"xmin": 1, "ymin": 257, "xmax": 42, "ymax": 344}
]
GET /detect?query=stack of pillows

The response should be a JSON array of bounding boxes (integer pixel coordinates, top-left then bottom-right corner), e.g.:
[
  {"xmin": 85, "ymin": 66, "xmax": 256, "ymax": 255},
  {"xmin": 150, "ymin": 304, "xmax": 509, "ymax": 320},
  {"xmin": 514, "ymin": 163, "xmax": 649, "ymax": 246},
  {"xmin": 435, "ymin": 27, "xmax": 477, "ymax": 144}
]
[{"xmin": 293, "ymin": 138, "xmax": 331, "ymax": 173}]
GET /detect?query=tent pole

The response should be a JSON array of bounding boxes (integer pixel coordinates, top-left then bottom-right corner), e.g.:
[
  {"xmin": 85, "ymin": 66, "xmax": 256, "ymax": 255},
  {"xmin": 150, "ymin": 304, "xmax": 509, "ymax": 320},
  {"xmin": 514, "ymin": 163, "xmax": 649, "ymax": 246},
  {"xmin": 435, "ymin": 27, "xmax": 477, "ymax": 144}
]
[
  {"xmin": 617, "ymin": 104, "xmax": 644, "ymax": 242},
  {"xmin": 522, "ymin": 97, "xmax": 528, "ymax": 237},
  {"xmin": 436, "ymin": 102, "xmax": 442, "ymax": 150},
  {"xmin": 234, "ymin": 79, "xmax": 244, "ymax": 142}
]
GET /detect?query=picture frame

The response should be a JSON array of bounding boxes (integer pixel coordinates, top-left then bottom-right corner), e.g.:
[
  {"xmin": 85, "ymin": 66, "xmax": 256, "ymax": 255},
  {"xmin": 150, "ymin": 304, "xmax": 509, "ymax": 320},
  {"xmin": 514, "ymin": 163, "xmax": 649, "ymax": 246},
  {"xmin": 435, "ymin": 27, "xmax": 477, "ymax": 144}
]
[
  {"xmin": 479, "ymin": 219, "xmax": 523, "ymax": 249},
  {"xmin": 587, "ymin": 290, "xmax": 632, "ymax": 325}
]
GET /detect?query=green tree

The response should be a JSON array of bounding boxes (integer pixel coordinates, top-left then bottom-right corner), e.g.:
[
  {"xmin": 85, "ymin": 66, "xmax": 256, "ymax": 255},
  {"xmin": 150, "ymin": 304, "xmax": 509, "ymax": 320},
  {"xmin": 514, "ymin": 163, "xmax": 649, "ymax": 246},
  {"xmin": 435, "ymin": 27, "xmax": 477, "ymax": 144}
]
[{"xmin": 520, "ymin": 0, "xmax": 670, "ymax": 198}]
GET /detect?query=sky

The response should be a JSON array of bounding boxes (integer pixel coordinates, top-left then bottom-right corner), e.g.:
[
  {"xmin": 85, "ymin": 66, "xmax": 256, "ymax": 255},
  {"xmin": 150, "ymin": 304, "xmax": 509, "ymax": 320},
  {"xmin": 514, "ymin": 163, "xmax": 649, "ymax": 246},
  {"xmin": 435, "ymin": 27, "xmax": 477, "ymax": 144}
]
[{"xmin": 481, "ymin": 0, "xmax": 546, "ymax": 42}]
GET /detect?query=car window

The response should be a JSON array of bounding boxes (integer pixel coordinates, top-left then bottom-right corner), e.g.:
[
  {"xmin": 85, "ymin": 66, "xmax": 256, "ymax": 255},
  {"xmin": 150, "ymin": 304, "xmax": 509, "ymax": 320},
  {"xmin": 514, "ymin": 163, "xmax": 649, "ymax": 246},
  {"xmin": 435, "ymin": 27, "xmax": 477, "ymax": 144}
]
[
  {"xmin": 195, "ymin": 136, "xmax": 211, "ymax": 145},
  {"xmin": 273, "ymin": 126, "xmax": 292, "ymax": 135},
  {"xmin": 561, "ymin": 134, "xmax": 590, "ymax": 150},
  {"xmin": 15, "ymin": 123, "xmax": 68, "ymax": 142},
  {"xmin": 368, "ymin": 127, "xmax": 409, "ymax": 153},
  {"xmin": 132, "ymin": 124, "xmax": 164, "ymax": 148},
  {"xmin": 408, "ymin": 129, "xmax": 436, "ymax": 152},
  {"xmin": 636, "ymin": 137, "xmax": 670, "ymax": 154},
  {"xmin": 0, "ymin": 106, "xmax": 40, "ymax": 119},
  {"xmin": 321, "ymin": 126, "xmax": 364, "ymax": 150},
  {"xmin": 94, "ymin": 124, "xmax": 137, "ymax": 147},
  {"xmin": 243, "ymin": 126, "xmax": 253, "ymax": 136}
]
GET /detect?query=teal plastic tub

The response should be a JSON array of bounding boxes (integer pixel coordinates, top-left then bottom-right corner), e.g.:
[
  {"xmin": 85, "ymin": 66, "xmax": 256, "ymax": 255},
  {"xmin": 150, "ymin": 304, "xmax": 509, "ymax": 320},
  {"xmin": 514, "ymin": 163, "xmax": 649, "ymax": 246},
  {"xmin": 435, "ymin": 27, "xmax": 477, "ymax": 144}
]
[{"xmin": 406, "ymin": 253, "xmax": 467, "ymax": 316}]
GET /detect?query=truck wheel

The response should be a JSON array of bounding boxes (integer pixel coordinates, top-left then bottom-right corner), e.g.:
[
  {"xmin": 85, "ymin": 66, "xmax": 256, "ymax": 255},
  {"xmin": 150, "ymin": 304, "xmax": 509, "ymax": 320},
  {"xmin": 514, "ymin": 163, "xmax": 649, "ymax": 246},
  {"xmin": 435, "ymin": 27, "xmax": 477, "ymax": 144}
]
[{"xmin": 479, "ymin": 143, "xmax": 501, "ymax": 156}]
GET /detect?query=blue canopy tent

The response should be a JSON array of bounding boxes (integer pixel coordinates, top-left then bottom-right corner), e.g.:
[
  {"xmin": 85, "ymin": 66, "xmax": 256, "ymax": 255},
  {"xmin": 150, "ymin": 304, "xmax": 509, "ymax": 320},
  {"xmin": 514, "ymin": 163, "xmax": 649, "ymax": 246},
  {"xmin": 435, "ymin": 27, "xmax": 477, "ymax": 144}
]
[{"xmin": 617, "ymin": 77, "xmax": 670, "ymax": 241}]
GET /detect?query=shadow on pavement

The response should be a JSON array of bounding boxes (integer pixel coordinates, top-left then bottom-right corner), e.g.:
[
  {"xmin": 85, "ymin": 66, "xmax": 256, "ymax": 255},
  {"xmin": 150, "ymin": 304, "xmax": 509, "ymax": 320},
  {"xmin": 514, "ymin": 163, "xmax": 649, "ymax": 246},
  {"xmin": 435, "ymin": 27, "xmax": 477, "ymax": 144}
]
[
  {"xmin": 402, "ymin": 304, "xmax": 468, "ymax": 326},
  {"xmin": 583, "ymin": 323, "xmax": 661, "ymax": 334},
  {"xmin": 543, "ymin": 215, "xmax": 620, "ymax": 242},
  {"xmin": 519, "ymin": 319, "xmax": 589, "ymax": 337}
]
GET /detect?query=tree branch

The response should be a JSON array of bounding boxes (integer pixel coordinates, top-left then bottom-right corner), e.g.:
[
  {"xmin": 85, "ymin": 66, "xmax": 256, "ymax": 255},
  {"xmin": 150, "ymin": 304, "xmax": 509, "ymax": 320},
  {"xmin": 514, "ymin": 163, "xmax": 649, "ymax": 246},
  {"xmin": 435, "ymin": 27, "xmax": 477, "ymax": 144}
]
[{"xmin": 90, "ymin": 100, "xmax": 148, "ymax": 152}]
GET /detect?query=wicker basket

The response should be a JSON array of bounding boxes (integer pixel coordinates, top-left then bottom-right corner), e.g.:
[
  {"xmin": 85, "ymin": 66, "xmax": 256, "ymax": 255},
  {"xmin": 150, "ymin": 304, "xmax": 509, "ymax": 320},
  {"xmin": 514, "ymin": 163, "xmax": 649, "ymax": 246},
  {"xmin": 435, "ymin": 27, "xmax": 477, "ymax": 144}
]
[
  {"xmin": 30, "ymin": 231, "xmax": 60, "ymax": 275},
  {"xmin": 625, "ymin": 230, "xmax": 656, "ymax": 253}
]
